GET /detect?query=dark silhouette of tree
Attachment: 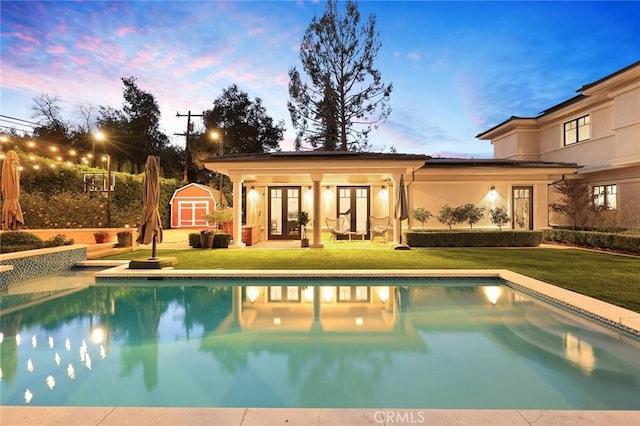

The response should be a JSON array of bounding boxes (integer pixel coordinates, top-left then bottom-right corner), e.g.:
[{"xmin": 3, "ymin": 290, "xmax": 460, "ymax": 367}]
[
  {"xmin": 288, "ymin": 0, "xmax": 392, "ymax": 151},
  {"xmin": 188, "ymin": 84, "xmax": 283, "ymax": 184},
  {"xmin": 30, "ymin": 94, "xmax": 70, "ymax": 146},
  {"xmin": 96, "ymin": 77, "xmax": 180, "ymax": 178}
]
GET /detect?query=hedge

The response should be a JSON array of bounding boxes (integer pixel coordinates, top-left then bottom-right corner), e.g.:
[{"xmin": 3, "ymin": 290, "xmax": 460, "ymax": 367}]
[
  {"xmin": 543, "ymin": 229, "xmax": 640, "ymax": 254},
  {"xmin": 405, "ymin": 230, "xmax": 543, "ymax": 247},
  {"xmin": 0, "ymin": 231, "xmax": 45, "ymax": 253}
]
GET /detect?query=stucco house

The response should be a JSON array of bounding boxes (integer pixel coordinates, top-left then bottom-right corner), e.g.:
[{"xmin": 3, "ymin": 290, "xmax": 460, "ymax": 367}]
[
  {"xmin": 203, "ymin": 152, "xmax": 576, "ymax": 248},
  {"xmin": 477, "ymin": 61, "xmax": 640, "ymax": 228},
  {"xmin": 203, "ymin": 61, "xmax": 638, "ymax": 248}
]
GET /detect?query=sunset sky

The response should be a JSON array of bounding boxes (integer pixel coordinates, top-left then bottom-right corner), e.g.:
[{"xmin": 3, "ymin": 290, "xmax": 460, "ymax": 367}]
[{"xmin": 1, "ymin": 1, "xmax": 639, "ymax": 157}]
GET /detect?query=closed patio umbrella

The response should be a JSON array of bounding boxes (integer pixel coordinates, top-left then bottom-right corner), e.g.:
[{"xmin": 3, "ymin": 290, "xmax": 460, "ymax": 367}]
[
  {"xmin": 394, "ymin": 174, "xmax": 409, "ymax": 248},
  {"xmin": 136, "ymin": 155, "xmax": 163, "ymax": 258},
  {"xmin": 1, "ymin": 150, "xmax": 25, "ymax": 230}
]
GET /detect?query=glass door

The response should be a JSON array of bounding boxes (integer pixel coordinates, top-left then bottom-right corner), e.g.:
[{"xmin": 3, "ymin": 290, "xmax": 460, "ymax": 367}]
[
  {"xmin": 512, "ymin": 186, "xmax": 533, "ymax": 230},
  {"xmin": 268, "ymin": 187, "xmax": 301, "ymax": 240},
  {"xmin": 337, "ymin": 186, "xmax": 370, "ymax": 237}
]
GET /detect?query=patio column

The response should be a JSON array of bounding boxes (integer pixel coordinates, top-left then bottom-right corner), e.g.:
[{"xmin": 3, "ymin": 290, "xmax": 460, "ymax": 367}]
[
  {"xmin": 311, "ymin": 174, "xmax": 324, "ymax": 248},
  {"xmin": 229, "ymin": 174, "xmax": 245, "ymax": 248}
]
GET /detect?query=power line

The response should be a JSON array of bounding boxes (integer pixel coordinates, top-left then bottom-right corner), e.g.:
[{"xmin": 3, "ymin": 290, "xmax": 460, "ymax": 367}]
[{"xmin": 176, "ymin": 110, "xmax": 205, "ymax": 181}]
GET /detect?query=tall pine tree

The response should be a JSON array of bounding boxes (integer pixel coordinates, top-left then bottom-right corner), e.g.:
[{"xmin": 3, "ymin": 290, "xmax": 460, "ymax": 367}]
[{"xmin": 288, "ymin": 0, "xmax": 392, "ymax": 151}]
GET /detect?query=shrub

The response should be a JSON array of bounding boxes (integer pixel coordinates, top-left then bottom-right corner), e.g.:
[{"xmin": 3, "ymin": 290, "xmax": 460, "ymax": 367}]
[
  {"xmin": 188, "ymin": 232, "xmax": 201, "ymax": 248},
  {"xmin": 0, "ymin": 231, "xmax": 45, "ymax": 253},
  {"xmin": 213, "ymin": 233, "xmax": 231, "ymax": 248},
  {"xmin": 489, "ymin": 206, "xmax": 510, "ymax": 230},
  {"xmin": 543, "ymin": 229, "xmax": 640, "ymax": 254},
  {"xmin": 411, "ymin": 207, "xmax": 432, "ymax": 229},
  {"xmin": 43, "ymin": 234, "xmax": 74, "ymax": 248},
  {"xmin": 437, "ymin": 205, "xmax": 459, "ymax": 230},
  {"xmin": 405, "ymin": 230, "xmax": 543, "ymax": 247},
  {"xmin": 459, "ymin": 203, "xmax": 486, "ymax": 229}
]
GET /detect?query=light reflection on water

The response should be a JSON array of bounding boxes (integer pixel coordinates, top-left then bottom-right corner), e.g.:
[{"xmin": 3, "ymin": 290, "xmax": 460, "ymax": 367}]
[{"xmin": 1, "ymin": 277, "xmax": 639, "ymax": 409}]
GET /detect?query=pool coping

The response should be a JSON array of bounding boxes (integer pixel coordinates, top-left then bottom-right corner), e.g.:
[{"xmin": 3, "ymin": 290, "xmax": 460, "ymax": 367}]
[
  {"xmin": 3, "ymin": 265, "xmax": 639, "ymax": 425},
  {"xmin": 1, "ymin": 406, "xmax": 639, "ymax": 425}
]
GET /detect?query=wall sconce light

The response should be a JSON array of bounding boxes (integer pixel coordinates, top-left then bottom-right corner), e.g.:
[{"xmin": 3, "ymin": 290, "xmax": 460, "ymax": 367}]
[{"xmin": 489, "ymin": 185, "xmax": 497, "ymax": 199}]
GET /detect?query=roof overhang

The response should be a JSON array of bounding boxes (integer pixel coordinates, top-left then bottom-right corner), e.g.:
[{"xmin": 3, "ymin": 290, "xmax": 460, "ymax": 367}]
[{"xmin": 204, "ymin": 151, "xmax": 431, "ymax": 184}]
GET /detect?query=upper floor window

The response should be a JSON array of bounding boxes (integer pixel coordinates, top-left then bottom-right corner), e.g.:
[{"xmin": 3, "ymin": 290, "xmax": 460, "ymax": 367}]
[
  {"xmin": 593, "ymin": 184, "xmax": 617, "ymax": 210},
  {"xmin": 564, "ymin": 114, "xmax": 590, "ymax": 145}
]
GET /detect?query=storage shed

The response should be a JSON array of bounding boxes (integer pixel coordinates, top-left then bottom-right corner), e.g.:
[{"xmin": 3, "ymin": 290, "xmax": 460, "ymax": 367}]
[{"xmin": 169, "ymin": 183, "xmax": 224, "ymax": 229}]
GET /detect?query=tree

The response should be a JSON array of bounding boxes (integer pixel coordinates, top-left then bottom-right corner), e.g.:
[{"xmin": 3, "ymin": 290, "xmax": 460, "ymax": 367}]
[
  {"xmin": 437, "ymin": 205, "xmax": 458, "ymax": 230},
  {"xmin": 194, "ymin": 84, "xmax": 284, "ymax": 184},
  {"xmin": 96, "ymin": 77, "xmax": 174, "ymax": 176},
  {"xmin": 489, "ymin": 206, "xmax": 510, "ymax": 230},
  {"xmin": 288, "ymin": 0, "xmax": 392, "ymax": 151},
  {"xmin": 30, "ymin": 94, "xmax": 70, "ymax": 146},
  {"xmin": 459, "ymin": 203, "xmax": 486, "ymax": 229},
  {"xmin": 411, "ymin": 207, "xmax": 432, "ymax": 229},
  {"xmin": 550, "ymin": 178, "xmax": 597, "ymax": 229}
]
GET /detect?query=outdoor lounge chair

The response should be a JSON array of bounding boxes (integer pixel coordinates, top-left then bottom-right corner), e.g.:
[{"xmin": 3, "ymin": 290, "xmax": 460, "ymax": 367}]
[
  {"xmin": 326, "ymin": 217, "xmax": 348, "ymax": 242},
  {"xmin": 370, "ymin": 216, "xmax": 390, "ymax": 242}
]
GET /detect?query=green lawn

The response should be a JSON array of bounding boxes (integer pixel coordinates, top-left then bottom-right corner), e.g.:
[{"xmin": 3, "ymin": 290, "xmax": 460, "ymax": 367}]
[{"xmin": 105, "ymin": 247, "xmax": 640, "ymax": 313}]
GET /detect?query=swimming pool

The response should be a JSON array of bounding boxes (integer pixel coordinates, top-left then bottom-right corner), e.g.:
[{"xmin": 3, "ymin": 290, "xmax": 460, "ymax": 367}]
[{"xmin": 1, "ymin": 272, "xmax": 638, "ymax": 409}]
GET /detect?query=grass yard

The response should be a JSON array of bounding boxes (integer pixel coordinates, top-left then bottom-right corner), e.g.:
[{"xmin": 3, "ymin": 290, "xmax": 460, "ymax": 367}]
[{"xmin": 104, "ymin": 247, "xmax": 640, "ymax": 313}]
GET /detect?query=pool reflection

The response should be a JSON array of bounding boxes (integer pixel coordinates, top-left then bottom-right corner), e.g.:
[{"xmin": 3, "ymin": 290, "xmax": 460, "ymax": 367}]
[{"xmin": 1, "ymin": 281, "xmax": 638, "ymax": 409}]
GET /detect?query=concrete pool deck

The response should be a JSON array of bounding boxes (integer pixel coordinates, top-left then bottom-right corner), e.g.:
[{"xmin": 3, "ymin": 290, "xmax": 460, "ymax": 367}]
[
  {"xmin": 2, "ymin": 407, "xmax": 639, "ymax": 425},
  {"xmin": 3, "ymin": 264, "xmax": 639, "ymax": 425}
]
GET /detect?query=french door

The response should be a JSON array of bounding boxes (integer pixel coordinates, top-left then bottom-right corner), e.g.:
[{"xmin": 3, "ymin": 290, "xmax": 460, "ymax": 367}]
[
  {"xmin": 512, "ymin": 186, "xmax": 533, "ymax": 230},
  {"xmin": 337, "ymin": 186, "xmax": 370, "ymax": 236},
  {"xmin": 268, "ymin": 187, "xmax": 301, "ymax": 240}
]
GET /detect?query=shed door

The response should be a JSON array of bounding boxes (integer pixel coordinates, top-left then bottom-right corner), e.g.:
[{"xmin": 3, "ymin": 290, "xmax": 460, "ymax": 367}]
[{"xmin": 179, "ymin": 201, "xmax": 209, "ymax": 227}]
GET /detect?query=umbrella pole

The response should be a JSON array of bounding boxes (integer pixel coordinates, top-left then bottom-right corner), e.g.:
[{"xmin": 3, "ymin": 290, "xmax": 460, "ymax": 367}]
[{"xmin": 151, "ymin": 235, "xmax": 157, "ymax": 259}]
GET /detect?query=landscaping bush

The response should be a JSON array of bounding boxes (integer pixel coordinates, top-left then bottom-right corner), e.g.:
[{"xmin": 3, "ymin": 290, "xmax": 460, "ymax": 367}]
[
  {"xmin": 213, "ymin": 233, "xmax": 231, "ymax": 248},
  {"xmin": 0, "ymin": 231, "xmax": 45, "ymax": 253},
  {"xmin": 405, "ymin": 230, "xmax": 543, "ymax": 247},
  {"xmin": 543, "ymin": 229, "xmax": 640, "ymax": 254},
  {"xmin": 189, "ymin": 233, "xmax": 201, "ymax": 248},
  {"xmin": 43, "ymin": 234, "xmax": 75, "ymax": 248}
]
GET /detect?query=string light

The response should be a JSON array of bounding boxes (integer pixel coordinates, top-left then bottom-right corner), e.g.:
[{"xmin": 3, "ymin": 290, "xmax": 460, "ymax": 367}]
[{"xmin": 0, "ymin": 132, "xmax": 111, "ymax": 173}]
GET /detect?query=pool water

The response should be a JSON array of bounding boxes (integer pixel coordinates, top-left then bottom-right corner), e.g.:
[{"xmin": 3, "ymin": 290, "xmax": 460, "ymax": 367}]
[{"xmin": 1, "ymin": 274, "xmax": 639, "ymax": 409}]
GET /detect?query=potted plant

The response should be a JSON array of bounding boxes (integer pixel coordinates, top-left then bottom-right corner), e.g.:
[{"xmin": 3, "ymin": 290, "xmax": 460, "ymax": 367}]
[
  {"xmin": 297, "ymin": 211, "xmax": 310, "ymax": 247},
  {"xmin": 116, "ymin": 231, "xmax": 132, "ymax": 247},
  {"xmin": 199, "ymin": 229, "xmax": 214, "ymax": 249},
  {"xmin": 94, "ymin": 230, "xmax": 108, "ymax": 244},
  {"xmin": 205, "ymin": 207, "xmax": 234, "ymax": 233}
]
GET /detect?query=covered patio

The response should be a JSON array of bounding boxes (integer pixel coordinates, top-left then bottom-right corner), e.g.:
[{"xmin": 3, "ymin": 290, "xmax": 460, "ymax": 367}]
[{"xmin": 204, "ymin": 151, "xmax": 430, "ymax": 248}]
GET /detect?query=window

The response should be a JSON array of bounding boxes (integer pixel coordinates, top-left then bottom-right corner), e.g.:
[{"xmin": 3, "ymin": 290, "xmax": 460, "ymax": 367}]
[
  {"xmin": 337, "ymin": 286, "xmax": 369, "ymax": 302},
  {"xmin": 268, "ymin": 286, "xmax": 300, "ymax": 302},
  {"xmin": 564, "ymin": 114, "xmax": 590, "ymax": 145},
  {"xmin": 593, "ymin": 184, "xmax": 617, "ymax": 210}
]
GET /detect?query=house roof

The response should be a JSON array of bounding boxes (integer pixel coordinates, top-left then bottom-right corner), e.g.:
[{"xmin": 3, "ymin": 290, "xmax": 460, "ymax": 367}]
[
  {"xmin": 424, "ymin": 158, "xmax": 578, "ymax": 168},
  {"xmin": 476, "ymin": 60, "xmax": 640, "ymax": 140},
  {"xmin": 205, "ymin": 150, "xmax": 431, "ymax": 163}
]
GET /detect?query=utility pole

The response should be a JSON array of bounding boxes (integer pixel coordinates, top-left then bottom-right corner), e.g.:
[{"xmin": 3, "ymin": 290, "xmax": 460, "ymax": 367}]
[{"xmin": 176, "ymin": 110, "xmax": 204, "ymax": 181}]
